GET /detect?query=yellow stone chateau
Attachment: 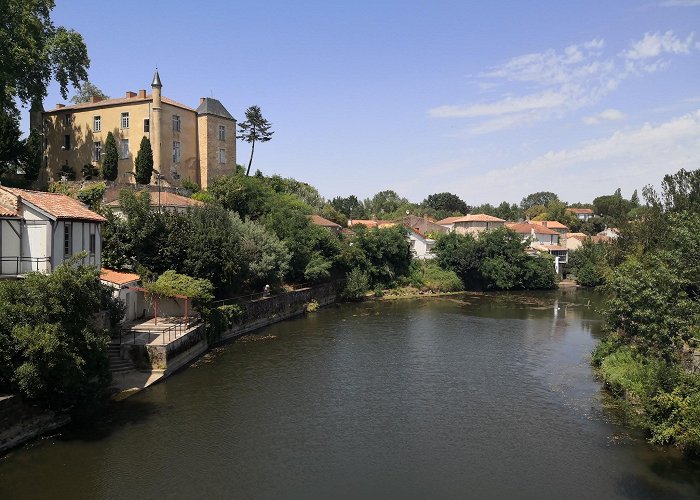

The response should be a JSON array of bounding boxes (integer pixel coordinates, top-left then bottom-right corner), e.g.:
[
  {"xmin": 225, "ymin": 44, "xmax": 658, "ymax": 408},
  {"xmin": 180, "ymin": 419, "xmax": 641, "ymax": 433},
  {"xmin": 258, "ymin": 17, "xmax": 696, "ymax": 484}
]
[{"xmin": 36, "ymin": 70, "xmax": 236, "ymax": 189}]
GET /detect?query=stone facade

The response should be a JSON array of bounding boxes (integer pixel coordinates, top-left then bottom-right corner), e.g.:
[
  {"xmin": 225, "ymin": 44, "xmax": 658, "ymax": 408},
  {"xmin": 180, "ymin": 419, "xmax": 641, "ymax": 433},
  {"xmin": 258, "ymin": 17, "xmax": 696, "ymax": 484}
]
[{"xmin": 35, "ymin": 71, "xmax": 236, "ymax": 190}]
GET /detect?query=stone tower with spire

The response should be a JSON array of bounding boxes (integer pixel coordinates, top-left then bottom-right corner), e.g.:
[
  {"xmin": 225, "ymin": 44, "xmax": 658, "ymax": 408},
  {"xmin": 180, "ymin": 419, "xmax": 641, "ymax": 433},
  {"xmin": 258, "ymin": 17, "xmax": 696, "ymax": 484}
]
[{"xmin": 151, "ymin": 69, "xmax": 162, "ymax": 176}]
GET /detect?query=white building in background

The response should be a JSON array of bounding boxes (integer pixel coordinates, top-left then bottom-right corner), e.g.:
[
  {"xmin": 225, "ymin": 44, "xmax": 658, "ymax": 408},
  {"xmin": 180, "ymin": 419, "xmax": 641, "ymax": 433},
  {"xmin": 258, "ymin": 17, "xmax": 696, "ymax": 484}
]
[
  {"xmin": 408, "ymin": 228, "xmax": 436, "ymax": 259},
  {"xmin": 0, "ymin": 186, "xmax": 105, "ymax": 277}
]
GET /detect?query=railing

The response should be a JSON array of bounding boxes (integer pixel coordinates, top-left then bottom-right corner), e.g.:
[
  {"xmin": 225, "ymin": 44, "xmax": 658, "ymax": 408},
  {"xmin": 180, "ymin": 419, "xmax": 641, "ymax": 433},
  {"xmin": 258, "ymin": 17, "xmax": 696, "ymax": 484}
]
[
  {"xmin": 0, "ymin": 256, "xmax": 51, "ymax": 276},
  {"xmin": 210, "ymin": 282, "xmax": 316, "ymax": 308},
  {"xmin": 118, "ymin": 316, "xmax": 202, "ymax": 345}
]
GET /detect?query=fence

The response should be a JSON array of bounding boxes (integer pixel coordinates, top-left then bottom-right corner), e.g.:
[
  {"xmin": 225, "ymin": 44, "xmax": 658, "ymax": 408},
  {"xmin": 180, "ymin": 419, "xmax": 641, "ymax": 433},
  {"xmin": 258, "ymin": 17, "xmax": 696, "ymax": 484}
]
[
  {"xmin": 0, "ymin": 256, "xmax": 51, "ymax": 275},
  {"xmin": 118, "ymin": 317, "xmax": 202, "ymax": 345},
  {"xmin": 210, "ymin": 282, "xmax": 316, "ymax": 308}
]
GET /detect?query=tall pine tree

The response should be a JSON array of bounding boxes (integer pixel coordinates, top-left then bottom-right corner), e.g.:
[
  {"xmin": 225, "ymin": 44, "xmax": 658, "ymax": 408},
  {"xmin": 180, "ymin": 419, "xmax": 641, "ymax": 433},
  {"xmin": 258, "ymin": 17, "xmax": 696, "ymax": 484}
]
[
  {"xmin": 102, "ymin": 132, "xmax": 118, "ymax": 181},
  {"xmin": 134, "ymin": 136, "xmax": 153, "ymax": 184}
]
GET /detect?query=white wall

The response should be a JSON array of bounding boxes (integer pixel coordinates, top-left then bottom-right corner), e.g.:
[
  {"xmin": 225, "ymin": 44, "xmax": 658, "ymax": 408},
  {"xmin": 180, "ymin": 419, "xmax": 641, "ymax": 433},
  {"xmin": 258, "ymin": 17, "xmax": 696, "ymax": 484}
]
[{"xmin": 0, "ymin": 219, "xmax": 21, "ymax": 275}]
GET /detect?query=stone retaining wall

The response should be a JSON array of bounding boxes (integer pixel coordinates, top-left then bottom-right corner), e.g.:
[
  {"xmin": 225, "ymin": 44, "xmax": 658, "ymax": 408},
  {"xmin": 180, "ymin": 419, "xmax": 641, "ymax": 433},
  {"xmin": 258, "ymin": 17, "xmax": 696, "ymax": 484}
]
[{"xmin": 0, "ymin": 395, "xmax": 70, "ymax": 455}]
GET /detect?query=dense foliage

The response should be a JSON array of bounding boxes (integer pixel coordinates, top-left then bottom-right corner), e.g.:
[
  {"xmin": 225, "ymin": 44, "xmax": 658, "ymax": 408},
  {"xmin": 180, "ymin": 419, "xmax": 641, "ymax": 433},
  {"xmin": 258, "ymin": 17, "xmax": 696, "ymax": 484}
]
[
  {"xmin": 591, "ymin": 168, "xmax": 700, "ymax": 455},
  {"xmin": 0, "ymin": 262, "xmax": 123, "ymax": 412},
  {"xmin": 134, "ymin": 136, "xmax": 154, "ymax": 184},
  {"xmin": 102, "ymin": 132, "xmax": 118, "ymax": 181},
  {"xmin": 434, "ymin": 228, "xmax": 557, "ymax": 290}
]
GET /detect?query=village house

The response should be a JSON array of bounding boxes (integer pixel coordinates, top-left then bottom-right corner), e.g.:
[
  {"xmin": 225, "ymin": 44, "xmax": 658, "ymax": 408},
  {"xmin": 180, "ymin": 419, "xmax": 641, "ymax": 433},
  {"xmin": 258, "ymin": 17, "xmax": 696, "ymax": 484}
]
[
  {"xmin": 100, "ymin": 268, "xmax": 143, "ymax": 322},
  {"xmin": 0, "ymin": 186, "xmax": 106, "ymax": 277},
  {"xmin": 347, "ymin": 219, "xmax": 395, "ymax": 229},
  {"xmin": 400, "ymin": 215, "xmax": 448, "ymax": 236},
  {"xmin": 506, "ymin": 221, "xmax": 568, "ymax": 274},
  {"xmin": 309, "ymin": 214, "xmax": 342, "ymax": 235},
  {"xmin": 566, "ymin": 208, "xmax": 594, "ymax": 221},
  {"xmin": 33, "ymin": 70, "xmax": 236, "ymax": 190},
  {"xmin": 538, "ymin": 220, "xmax": 569, "ymax": 234},
  {"xmin": 407, "ymin": 228, "xmax": 436, "ymax": 259},
  {"xmin": 442, "ymin": 214, "xmax": 506, "ymax": 236},
  {"xmin": 434, "ymin": 215, "xmax": 463, "ymax": 232}
]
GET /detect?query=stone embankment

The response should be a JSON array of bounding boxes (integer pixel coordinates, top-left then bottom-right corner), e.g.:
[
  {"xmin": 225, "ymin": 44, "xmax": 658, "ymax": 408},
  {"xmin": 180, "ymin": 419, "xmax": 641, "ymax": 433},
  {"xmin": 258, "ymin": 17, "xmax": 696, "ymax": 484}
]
[{"xmin": 0, "ymin": 395, "xmax": 70, "ymax": 456}]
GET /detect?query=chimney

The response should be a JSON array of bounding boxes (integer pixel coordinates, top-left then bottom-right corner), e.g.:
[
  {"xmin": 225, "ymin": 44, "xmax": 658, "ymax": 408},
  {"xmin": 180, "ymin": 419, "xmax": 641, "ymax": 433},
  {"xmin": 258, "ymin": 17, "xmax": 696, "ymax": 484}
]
[
  {"xmin": 138, "ymin": 89, "xmax": 146, "ymax": 98},
  {"xmin": 200, "ymin": 97, "xmax": 206, "ymax": 105},
  {"xmin": 125, "ymin": 91, "xmax": 136, "ymax": 98},
  {"xmin": 56, "ymin": 103, "xmax": 65, "ymax": 109},
  {"xmin": 89, "ymin": 96, "xmax": 104, "ymax": 103}
]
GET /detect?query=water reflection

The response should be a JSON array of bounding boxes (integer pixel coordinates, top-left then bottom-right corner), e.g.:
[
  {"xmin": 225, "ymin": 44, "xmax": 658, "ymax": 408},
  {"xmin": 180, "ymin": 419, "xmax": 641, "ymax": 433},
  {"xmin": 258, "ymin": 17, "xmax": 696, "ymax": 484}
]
[{"xmin": 1, "ymin": 289, "xmax": 699, "ymax": 500}]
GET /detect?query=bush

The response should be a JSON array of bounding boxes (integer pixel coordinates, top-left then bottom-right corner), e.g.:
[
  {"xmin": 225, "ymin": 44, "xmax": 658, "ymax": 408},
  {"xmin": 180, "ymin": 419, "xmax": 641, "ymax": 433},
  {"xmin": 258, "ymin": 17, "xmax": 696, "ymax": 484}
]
[
  {"xmin": 410, "ymin": 261, "xmax": 463, "ymax": 292},
  {"xmin": 76, "ymin": 182, "xmax": 106, "ymax": 210},
  {"xmin": 343, "ymin": 268, "xmax": 369, "ymax": 301},
  {"xmin": 59, "ymin": 164, "xmax": 76, "ymax": 180},
  {"xmin": 81, "ymin": 164, "xmax": 99, "ymax": 180}
]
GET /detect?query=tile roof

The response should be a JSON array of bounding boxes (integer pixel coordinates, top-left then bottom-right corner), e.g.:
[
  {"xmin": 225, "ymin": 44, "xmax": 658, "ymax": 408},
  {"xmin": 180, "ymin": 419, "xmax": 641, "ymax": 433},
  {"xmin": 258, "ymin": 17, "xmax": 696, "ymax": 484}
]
[
  {"xmin": 45, "ymin": 94, "xmax": 195, "ymax": 113},
  {"xmin": 436, "ymin": 216, "xmax": 464, "ymax": 225},
  {"xmin": 454, "ymin": 214, "xmax": 506, "ymax": 223},
  {"xmin": 540, "ymin": 220, "xmax": 569, "ymax": 229},
  {"xmin": 567, "ymin": 208, "xmax": 594, "ymax": 214},
  {"xmin": 506, "ymin": 222, "xmax": 559, "ymax": 235},
  {"xmin": 196, "ymin": 98, "xmax": 235, "ymax": 120},
  {"xmin": 0, "ymin": 206, "xmax": 18, "ymax": 217},
  {"xmin": 3, "ymin": 187, "xmax": 106, "ymax": 222},
  {"xmin": 101, "ymin": 268, "xmax": 141, "ymax": 286},
  {"xmin": 565, "ymin": 232, "xmax": 588, "ymax": 241},
  {"xmin": 310, "ymin": 214, "xmax": 341, "ymax": 228},
  {"xmin": 106, "ymin": 191, "xmax": 204, "ymax": 209},
  {"xmin": 349, "ymin": 219, "xmax": 396, "ymax": 228}
]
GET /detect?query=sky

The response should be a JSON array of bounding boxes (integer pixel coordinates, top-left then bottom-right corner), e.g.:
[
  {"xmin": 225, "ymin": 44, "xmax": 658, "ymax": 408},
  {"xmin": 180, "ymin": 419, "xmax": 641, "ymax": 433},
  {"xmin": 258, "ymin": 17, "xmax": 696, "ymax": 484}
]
[{"xmin": 26, "ymin": 0, "xmax": 700, "ymax": 205}]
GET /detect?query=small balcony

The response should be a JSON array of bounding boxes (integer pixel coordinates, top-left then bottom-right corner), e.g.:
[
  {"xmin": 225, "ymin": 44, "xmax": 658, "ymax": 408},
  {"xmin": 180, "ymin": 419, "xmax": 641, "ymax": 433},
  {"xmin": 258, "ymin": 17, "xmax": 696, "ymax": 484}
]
[{"xmin": 0, "ymin": 256, "xmax": 51, "ymax": 277}]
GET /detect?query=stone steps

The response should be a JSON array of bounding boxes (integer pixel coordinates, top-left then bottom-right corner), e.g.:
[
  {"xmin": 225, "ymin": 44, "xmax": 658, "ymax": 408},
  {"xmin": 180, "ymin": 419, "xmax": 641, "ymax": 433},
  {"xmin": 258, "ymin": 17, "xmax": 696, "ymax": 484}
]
[{"xmin": 108, "ymin": 343, "xmax": 134, "ymax": 373}]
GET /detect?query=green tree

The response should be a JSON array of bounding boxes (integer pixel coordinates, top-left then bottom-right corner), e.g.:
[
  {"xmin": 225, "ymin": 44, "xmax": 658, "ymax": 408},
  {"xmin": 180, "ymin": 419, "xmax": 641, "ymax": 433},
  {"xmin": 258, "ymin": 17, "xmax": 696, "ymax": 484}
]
[
  {"xmin": 423, "ymin": 192, "xmax": 469, "ymax": 214},
  {"xmin": 520, "ymin": 191, "xmax": 560, "ymax": 211},
  {"xmin": 348, "ymin": 225, "xmax": 412, "ymax": 287},
  {"xmin": 102, "ymin": 132, "xmax": 118, "ymax": 181},
  {"xmin": 365, "ymin": 190, "xmax": 407, "ymax": 216},
  {"xmin": 69, "ymin": 81, "xmax": 108, "ymax": 104},
  {"xmin": 567, "ymin": 239, "xmax": 609, "ymax": 287},
  {"xmin": 0, "ymin": 261, "xmax": 122, "ymax": 411},
  {"xmin": 21, "ymin": 128, "xmax": 43, "ymax": 183},
  {"xmin": 210, "ymin": 172, "xmax": 275, "ymax": 219},
  {"xmin": 0, "ymin": 108, "xmax": 24, "ymax": 177},
  {"xmin": 1, "ymin": 0, "xmax": 89, "ymax": 120},
  {"xmin": 237, "ymin": 105, "xmax": 273, "ymax": 176},
  {"xmin": 134, "ymin": 136, "xmax": 153, "ymax": 184},
  {"xmin": 330, "ymin": 195, "xmax": 367, "ymax": 220}
]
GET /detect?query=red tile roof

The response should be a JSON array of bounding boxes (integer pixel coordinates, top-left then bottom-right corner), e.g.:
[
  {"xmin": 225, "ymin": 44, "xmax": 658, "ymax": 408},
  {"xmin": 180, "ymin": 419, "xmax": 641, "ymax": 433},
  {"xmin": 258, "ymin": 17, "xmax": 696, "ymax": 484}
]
[
  {"xmin": 540, "ymin": 220, "xmax": 569, "ymax": 230},
  {"xmin": 436, "ymin": 216, "xmax": 464, "ymax": 225},
  {"xmin": 101, "ymin": 268, "xmax": 141, "ymax": 285},
  {"xmin": 567, "ymin": 208, "xmax": 594, "ymax": 214},
  {"xmin": 45, "ymin": 94, "xmax": 196, "ymax": 113},
  {"xmin": 454, "ymin": 214, "xmax": 506, "ymax": 223},
  {"xmin": 106, "ymin": 191, "xmax": 203, "ymax": 209},
  {"xmin": 3, "ymin": 187, "xmax": 106, "ymax": 222},
  {"xmin": 506, "ymin": 222, "xmax": 559, "ymax": 235},
  {"xmin": 565, "ymin": 232, "xmax": 588, "ymax": 241},
  {"xmin": 310, "ymin": 214, "xmax": 341, "ymax": 228},
  {"xmin": 0, "ymin": 206, "xmax": 18, "ymax": 217}
]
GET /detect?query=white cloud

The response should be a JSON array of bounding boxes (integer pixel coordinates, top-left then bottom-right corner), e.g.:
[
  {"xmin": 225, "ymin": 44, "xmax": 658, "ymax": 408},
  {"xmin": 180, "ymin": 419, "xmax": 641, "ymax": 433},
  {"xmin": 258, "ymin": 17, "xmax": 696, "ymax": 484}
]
[
  {"xmin": 660, "ymin": 0, "xmax": 700, "ymax": 6},
  {"xmin": 583, "ymin": 108, "xmax": 626, "ymax": 125},
  {"xmin": 429, "ymin": 90, "xmax": 568, "ymax": 118},
  {"xmin": 429, "ymin": 31, "xmax": 697, "ymax": 134},
  {"xmin": 452, "ymin": 110, "xmax": 700, "ymax": 203},
  {"xmin": 623, "ymin": 31, "xmax": 695, "ymax": 60}
]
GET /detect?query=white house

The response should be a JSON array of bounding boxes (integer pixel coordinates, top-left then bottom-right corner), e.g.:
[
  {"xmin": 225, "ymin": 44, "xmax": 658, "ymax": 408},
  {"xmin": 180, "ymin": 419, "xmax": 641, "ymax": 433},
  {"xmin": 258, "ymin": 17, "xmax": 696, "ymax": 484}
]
[
  {"xmin": 0, "ymin": 186, "xmax": 106, "ymax": 277},
  {"xmin": 506, "ymin": 221, "xmax": 569, "ymax": 274},
  {"xmin": 566, "ymin": 208, "xmax": 594, "ymax": 221},
  {"xmin": 101, "ymin": 268, "xmax": 143, "ymax": 322},
  {"xmin": 408, "ymin": 228, "xmax": 436, "ymax": 259}
]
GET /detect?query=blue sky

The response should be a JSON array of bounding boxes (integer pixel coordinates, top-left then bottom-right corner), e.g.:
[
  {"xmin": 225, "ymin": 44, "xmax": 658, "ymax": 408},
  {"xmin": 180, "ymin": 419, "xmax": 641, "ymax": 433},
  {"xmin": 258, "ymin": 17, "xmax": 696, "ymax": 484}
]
[{"xmin": 29, "ymin": 0, "xmax": 700, "ymax": 205}]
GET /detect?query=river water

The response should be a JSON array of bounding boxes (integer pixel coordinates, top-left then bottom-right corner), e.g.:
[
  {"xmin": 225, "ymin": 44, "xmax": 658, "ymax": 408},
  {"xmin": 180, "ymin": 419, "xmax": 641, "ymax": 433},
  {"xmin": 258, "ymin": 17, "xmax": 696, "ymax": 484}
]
[{"xmin": 2, "ymin": 290, "xmax": 700, "ymax": 499}]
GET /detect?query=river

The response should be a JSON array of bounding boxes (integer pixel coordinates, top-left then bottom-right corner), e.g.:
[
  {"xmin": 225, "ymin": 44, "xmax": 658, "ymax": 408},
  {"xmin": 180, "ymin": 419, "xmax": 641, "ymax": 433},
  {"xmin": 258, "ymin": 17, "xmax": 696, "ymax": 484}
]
[{"xmin": 1, "ymin": 289, "xmax": 700, "ymax": 499}]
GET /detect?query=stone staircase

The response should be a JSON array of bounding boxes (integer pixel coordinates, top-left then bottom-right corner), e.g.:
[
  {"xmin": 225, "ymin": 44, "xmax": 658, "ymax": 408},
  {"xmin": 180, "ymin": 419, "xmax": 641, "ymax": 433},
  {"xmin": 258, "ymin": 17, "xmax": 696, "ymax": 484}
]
[{"xmin": 108, "ymin": 342, "xmax": 134, "ymax": 373}]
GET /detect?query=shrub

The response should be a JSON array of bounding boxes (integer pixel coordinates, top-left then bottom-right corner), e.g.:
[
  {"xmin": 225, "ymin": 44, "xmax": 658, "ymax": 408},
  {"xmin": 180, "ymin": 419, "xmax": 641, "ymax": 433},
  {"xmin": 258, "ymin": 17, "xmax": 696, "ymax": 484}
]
[
  {"xmin": 81, "ymin": 164, "xmax": 99, "ymax": 180},
  {"xmin": 76, "ymin": 182, "xmax": 106, "ymax": 210},
  {"xmin": 59, "ymin": 164, "xmax": 76, "ymax": 180},
  {"xmin": 410, "ymin": 261, "xmax": 463, "ymax": 292},
  {"xmin": 343, "ymin": 268, "xmax": 369, "ymax": 301}
]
